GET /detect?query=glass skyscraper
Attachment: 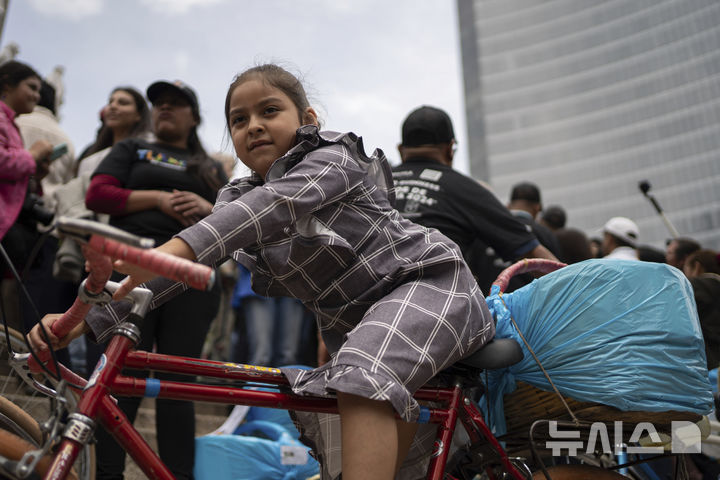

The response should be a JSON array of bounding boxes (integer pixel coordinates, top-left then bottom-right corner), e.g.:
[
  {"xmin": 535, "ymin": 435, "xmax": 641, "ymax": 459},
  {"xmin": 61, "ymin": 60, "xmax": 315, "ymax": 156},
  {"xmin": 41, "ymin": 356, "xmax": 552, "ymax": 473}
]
[{"xmin": 458, "ymin": 0, "xmax": 720, "ymax": 250}]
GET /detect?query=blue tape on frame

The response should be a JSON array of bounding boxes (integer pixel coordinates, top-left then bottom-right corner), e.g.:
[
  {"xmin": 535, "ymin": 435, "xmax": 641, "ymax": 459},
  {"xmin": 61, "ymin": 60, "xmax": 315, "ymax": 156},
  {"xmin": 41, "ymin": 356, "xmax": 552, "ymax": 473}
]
[
  {"xmin": 417, "ymin": 406, "xmax": 431, "ymax": 424},
  {"xmin": 145, "ymin": 378, "xmax": 161, "ymax": 398}
]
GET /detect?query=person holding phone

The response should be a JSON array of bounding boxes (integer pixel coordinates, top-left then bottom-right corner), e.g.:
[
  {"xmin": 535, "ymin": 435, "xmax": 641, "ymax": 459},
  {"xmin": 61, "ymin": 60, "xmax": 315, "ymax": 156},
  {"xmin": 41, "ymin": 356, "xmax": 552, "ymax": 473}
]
[
  {"xmin": 9, "ymin": 72, "xmax": 76, "ymax": 365},
  {"xmin": 16, "ymin": 79, "xmax": 75, "ymax": 214},
  {"xmin": 0, "ymin": 60, "xmax": 55, "ymax": 327},
  {"xmin": 0, "ymin": 61, "xmax": 53, "ymax": 245}
]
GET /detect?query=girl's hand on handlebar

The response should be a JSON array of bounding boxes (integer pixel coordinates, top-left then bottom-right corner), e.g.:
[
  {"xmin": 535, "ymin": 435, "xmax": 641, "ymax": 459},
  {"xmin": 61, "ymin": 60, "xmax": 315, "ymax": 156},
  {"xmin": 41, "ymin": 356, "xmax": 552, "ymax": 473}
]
[
  {"xmin": 27, "ymin": 314, "xmax": 89, "ymax": 353},
  {"xmin": 112, "ymin": 237, "xmax": 198, "ymax": 300},
  {"xmin": 112, "ymin": 261, "xmax": 158, "ymax": 300}
]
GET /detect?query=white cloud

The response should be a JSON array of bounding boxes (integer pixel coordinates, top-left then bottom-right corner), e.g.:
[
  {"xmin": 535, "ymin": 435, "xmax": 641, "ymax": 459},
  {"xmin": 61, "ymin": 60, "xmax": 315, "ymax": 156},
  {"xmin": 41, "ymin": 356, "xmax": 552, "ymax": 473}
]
[
  {"xmin": 330, "ymin": 91, "xmax": 397, "ymax": 118},
  {"xmin": 173, "ymin": 50, "xmax": 190, "ymax": 77},
  {"xmin": 26, "ymin": 0, "xmax": 103, "ymax": 20},
  {"xmin": 138, "ymin": 0, "xmax": 227, "ymax": 15}
]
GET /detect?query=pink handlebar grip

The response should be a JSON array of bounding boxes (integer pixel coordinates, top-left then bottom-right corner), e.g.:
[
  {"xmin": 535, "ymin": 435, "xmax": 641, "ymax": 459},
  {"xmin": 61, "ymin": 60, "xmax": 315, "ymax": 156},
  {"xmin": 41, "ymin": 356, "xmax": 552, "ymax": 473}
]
[
  {"xmin": 87, "ymin": 235, "xmax": 214, "ymax": 291},
  {"xmin": 43, "ymin": 246, "xmax": 114, "ymax": 360},
  {"xmin": 491, "ymin": 259, "xmax": 566, "ymax": 294},
  {"xmin": 37, "ymin": 231, "xmax": 212, "ymax": 364}
]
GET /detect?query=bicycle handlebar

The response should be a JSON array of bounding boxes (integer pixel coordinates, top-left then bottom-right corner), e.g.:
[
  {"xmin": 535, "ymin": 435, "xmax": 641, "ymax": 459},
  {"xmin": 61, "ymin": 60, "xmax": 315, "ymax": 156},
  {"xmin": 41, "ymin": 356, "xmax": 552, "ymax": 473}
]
[
  {"xmin": 491, "ymin": 258, "xmax": 567, "ymax": 293},
  {"xmin": 86, "ymin": 235, "xmax": 215, "ymax": 291},
  {"xmin": 36, "ymin": 218, "xmax": 214, "ymax": 360},
  {"xmin": 50, "ymin": 245, "xmax": 114, "ymax": 340}
]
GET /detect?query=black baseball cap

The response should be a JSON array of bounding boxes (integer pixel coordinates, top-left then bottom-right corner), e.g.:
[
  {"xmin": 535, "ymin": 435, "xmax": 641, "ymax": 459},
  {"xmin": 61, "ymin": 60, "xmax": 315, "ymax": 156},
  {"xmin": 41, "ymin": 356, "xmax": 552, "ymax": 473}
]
[
  {"xmin": 147, "ymin": 80, "xmax": 200, "ymax": 120},
  {"xmin": 401, "ymin": 105, "xmax": 455, "ymax": 147}
]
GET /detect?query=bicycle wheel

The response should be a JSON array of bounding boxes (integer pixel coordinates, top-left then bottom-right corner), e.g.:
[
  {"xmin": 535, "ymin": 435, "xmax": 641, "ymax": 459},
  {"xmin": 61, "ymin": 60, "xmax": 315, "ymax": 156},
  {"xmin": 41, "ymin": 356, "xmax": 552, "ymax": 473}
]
[
  {"xmin": 0, "ymin": 327, "xmax": 55, "ymax": 422},
  {"xmin": 0, "ymin": 333, "xmax": 96, "ymax": 480},
  {"xmin": 0, "ymin": 396, "xmax": 95, "ymax": 480},
  {"xmin": 0, "ymin": 428, "xmax": 79, "ymax": 480},
  {"xmin": 0, "ymin": 394, "xmax": 43, "ymax": 444}
]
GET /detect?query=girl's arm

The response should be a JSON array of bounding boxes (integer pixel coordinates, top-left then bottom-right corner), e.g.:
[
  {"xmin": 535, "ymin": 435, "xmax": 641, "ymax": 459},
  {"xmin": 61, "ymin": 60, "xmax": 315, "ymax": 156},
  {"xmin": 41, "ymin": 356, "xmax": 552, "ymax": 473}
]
[
  {"xmin": 112, "ymin": 237, "xmax": 196, "ymax": 299},
  {"xmin": 176, "ymin": 144, "xmax": 367, "ymax": 264},
  {"xmin": 86, "ymin": 239, "xmax": 216, "ymax": 342}
]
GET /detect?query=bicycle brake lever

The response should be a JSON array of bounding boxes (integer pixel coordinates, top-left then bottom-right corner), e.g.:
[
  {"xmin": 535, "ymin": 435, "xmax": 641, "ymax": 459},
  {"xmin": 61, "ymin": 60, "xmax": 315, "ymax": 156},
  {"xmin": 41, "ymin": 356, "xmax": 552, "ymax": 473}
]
[
  {"xmin": 56, "ymin": 216, "xmax": 155, "ymax": 248},
  {"xmin": 8, "ymin": 353, "xmax": 59, "ymax": 398}
]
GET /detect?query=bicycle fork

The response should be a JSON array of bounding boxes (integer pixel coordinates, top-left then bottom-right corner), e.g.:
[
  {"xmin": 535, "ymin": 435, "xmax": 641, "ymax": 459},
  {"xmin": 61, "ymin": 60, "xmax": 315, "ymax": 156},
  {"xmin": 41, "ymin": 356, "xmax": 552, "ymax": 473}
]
[{"xmin": 44, "ymin": 325, "xmax": 174, "ymax": 480}]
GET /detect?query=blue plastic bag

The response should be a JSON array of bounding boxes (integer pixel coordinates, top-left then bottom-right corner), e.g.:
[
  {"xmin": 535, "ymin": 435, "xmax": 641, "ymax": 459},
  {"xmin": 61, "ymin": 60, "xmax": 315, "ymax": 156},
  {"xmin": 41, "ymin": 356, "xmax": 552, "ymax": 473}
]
[
  {"xmin": 483, "ymin": 259, "xmax": 714, "ymax": 436},
  {"xmin": 194, "ymin": 420, "xmax": 319, "ymax": 480}
]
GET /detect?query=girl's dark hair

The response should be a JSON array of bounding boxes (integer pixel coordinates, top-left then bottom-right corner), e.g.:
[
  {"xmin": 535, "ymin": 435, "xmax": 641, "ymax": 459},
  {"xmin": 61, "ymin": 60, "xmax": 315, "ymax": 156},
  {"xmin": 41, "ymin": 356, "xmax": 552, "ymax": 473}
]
[
  {"xmin": 0, "ymin": 60, "xmax": 40, "ymax": 93},
  {"xmin": 80, "ymin": 87, "xmax": 151, "ymax": 160},
  {"xmin": 224, "ymin": 64, "xmax": 311, "ymax": 131}
]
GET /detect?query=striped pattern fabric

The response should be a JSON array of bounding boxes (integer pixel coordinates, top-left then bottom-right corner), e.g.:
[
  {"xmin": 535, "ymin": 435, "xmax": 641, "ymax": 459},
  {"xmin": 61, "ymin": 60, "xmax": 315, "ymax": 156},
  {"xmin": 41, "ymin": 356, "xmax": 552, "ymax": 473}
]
[{"xmin": 87, "ymin": 127, "xmax": 494, "ymax": 478}]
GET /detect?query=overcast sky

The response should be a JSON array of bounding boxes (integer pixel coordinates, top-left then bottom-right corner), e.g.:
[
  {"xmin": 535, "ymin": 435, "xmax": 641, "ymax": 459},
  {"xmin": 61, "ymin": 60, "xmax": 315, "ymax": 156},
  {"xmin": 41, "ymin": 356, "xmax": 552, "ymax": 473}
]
[{"xmin": 2, "ymin": 0, "xmax": 469, "ymax": 176}]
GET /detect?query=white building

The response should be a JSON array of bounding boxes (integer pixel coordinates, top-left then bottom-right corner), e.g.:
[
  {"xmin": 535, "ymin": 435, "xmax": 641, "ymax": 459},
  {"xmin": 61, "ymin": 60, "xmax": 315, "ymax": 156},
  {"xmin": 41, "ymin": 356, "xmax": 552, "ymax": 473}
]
[{"xmin": 458, "ymin": 0, "xmax": 720, "ymax": 249}]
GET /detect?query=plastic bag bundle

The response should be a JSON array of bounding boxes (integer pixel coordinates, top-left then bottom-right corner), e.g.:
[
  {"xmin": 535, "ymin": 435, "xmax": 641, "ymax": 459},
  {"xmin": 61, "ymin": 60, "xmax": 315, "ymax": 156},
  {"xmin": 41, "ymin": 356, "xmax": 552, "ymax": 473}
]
[
  {"xmin": 194, "ymin": 420, "xmax": 319, "ymax": 480},
  {"xmin": 483, "ymin": 259, "xmax": 714, "ymax": 435}
]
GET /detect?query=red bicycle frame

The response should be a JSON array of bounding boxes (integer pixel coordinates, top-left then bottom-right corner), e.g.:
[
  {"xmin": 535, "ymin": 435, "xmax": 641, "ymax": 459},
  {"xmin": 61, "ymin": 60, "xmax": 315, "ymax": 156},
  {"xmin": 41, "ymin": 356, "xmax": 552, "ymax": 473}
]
[
  {"xmin": 38, "ymin": 331, "xmax": 526, "ymax": 480},
  {"xmin": 27, "ymin": 218, "xmax": 543, "ymax": 480}
]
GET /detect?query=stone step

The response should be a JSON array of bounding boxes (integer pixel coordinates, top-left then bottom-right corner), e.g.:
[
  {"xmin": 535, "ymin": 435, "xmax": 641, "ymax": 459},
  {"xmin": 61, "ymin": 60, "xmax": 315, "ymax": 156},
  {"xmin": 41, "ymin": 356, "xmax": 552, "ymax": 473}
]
[
  {"xmin": 123, "ymin": 399, "xmax": 230, "ymax": 480},
  {"xmin": 134, "ymin": 400, "xmax": 229, "ymax": 437}
]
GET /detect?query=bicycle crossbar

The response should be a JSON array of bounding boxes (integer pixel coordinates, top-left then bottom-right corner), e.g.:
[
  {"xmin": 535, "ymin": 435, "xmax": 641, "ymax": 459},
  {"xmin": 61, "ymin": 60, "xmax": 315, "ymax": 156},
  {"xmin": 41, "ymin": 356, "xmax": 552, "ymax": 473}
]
[{"xmin": 24, "ymin": 221, "xmax": 562, "ymax": 480}]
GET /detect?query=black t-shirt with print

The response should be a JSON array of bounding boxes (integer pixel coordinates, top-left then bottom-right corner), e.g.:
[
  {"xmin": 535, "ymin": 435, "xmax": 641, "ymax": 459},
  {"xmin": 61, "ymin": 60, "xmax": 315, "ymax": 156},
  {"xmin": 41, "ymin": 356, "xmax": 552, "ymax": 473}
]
[
  {"xmin": 391, "ymin": 156, "xmax": 538, "ymax": 293},
  {"xmin": 93, "ymin": 138, "xmax": 226, "ymax": 246}
]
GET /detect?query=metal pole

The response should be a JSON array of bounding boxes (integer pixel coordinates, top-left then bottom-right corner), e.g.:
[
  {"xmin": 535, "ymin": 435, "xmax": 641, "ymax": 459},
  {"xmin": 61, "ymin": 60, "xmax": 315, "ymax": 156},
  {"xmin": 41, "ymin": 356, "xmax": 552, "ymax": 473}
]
[{"xmin": 638, "ymin": 180, "xmax": 680, "ymax": 239}]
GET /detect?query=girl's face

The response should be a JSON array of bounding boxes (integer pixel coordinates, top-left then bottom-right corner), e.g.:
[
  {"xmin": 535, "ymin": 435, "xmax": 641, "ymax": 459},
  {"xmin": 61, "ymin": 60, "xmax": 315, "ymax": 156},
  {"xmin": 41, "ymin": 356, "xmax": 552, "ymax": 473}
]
[
  {"xmin": 227, "ymin": 79, "xmax": 317, "ymax": 179},
  {"xmin": 151, "ymin": 92, "xmax": 197, "ymax": 147},
  {"xmin": 2, "ymin": 76, "xmax": 41, "ymax": 115},
  {"xmin": 104, "ymin": 90, "xmax": 142, "ymax": 132}
]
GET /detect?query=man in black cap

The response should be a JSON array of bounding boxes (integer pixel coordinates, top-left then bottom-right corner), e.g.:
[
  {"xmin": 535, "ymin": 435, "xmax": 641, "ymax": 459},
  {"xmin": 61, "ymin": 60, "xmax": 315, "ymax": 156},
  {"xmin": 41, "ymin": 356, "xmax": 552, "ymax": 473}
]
[
  {"xmin": 146, "ymin": 80, "xmax": 201, "ymax": 122},
  {"xmin": 392, "ymin": 105, "xmax": 557, "ymax": 293}
]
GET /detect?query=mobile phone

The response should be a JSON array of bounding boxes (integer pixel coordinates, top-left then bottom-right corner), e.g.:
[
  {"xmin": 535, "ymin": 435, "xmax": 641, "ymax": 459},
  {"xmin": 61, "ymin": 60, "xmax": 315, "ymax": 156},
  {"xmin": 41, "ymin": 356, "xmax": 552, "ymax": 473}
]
[{"xmin": 49, "ymin": 142, "xmax": 68, "ymax": 161}]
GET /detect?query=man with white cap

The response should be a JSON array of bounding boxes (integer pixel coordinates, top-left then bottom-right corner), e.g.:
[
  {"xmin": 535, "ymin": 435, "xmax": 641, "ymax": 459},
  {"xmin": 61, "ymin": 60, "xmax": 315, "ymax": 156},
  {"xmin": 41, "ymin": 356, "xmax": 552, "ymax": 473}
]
[{"xmin": 601, "ymin": 216, "xmax": 640, "ymax": 260}]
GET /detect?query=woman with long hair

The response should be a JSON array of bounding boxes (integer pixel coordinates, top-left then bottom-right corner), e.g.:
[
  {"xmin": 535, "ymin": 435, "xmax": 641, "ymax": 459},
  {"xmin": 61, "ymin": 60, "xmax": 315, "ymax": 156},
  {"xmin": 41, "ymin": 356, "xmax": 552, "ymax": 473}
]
[
  {"xmin": 84, "ymin": 80, "xmax": 226, "ymax": 480},
  {"xmin": 53, "ymin": 86, "xmax": 151, "ymax": 285},
  {"xmin": 76, "ymin": 86, "xmax": 151, "ymax": 176}
]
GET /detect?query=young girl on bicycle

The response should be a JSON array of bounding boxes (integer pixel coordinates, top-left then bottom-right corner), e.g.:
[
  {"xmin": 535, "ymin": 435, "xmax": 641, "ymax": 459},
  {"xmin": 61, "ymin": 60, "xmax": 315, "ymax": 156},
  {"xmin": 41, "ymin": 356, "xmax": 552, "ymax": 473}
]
[{"xmin": 31, "ymin": 64, "xmax": 495, "ymax": 479}]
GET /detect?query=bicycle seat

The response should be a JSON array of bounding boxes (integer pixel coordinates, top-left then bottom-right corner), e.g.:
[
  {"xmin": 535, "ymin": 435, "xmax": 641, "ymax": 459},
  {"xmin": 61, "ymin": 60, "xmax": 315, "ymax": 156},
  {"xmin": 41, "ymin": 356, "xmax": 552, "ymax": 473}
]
[{"xmin": 457, "ymin": 338, "xmax": 523, "ymax": 370}]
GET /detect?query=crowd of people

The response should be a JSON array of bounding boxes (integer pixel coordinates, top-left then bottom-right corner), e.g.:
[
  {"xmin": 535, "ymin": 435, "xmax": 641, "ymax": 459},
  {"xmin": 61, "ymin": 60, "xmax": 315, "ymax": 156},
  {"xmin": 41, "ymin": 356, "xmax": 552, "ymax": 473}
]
[{"xmin": 1, "ymin": 57, "xmax": 718, "ymax": 479}]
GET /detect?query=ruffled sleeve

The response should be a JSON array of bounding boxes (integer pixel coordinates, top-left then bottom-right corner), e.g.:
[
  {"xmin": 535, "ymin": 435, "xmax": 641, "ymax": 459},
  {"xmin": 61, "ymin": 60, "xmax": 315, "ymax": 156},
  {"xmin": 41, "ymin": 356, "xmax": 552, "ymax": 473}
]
[{"xmin": 176, "ymin": 126, "xmax": 385, "ymax": 265}]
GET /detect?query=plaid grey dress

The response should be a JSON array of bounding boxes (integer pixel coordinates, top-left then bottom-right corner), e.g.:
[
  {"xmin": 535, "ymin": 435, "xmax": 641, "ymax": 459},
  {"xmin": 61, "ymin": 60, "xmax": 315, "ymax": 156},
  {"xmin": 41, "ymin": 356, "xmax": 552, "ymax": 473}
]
[{"xmin": 87, "ymin": 126, "xmax": 494, "ymax": 478}]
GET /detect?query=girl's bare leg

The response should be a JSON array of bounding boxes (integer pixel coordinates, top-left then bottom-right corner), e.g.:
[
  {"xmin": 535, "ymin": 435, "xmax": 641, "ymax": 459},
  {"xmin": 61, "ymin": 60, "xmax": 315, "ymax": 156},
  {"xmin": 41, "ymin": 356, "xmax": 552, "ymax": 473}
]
[
  {"xmin": 337, "ymin": 392, "xmax": 397, "ymax": 480},
  {"xmin": 395, "ymin": 419, "xmax": 419, "ymax": 474}
]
